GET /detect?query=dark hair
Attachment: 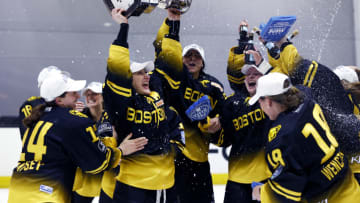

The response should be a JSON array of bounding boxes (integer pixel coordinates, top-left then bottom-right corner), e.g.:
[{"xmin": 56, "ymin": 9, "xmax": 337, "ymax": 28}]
[
  {"xmin": 23, "ymin": 92, "xmax": 66, "ymax": 128},
  {"xmin": 268, "ymin": 87, "xmax": 304, "ymax": 110},
  {"xmin": 343, "ymin": 81, "xmax": 360, "ymax": 103}
]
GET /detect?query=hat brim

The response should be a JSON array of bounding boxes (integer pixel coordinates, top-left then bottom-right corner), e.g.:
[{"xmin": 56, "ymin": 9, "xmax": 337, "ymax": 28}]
[
  {"xmin": 248, "ymin": 94, "xmax": 261, "ymax": 105},
  {"xmin": 67, "ymin": 79, "xmax": 86, "ymax": 93},
  {"xmin": 130, "ymin": 61, "xmax": 154, "ymax": 73},
  {"xmin": 241, "ymin": 64, "xmax": 258, "ymax": 75},
  {"xmin": 82, "ymin": 86, "xmax": 102, "ymax": 96},
  {"xmin": 182, "ymin": 48, "xmax": 205, "ymax": 61}
]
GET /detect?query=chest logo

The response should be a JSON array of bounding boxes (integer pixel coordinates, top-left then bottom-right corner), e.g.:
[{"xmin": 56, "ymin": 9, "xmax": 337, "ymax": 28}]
[{"xmin": 268, "ymin": 125, "xmax": 281, "ymax": 142}]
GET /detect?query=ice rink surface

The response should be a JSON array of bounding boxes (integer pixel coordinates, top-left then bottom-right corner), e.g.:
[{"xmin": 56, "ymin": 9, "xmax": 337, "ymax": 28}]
[{"xmin": 0, "ymin": 185, "xmax": 226, "ymax": 203}]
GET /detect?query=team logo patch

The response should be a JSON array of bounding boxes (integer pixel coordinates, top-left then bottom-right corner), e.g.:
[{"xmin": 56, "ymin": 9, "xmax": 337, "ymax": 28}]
[
  {"xmin": 40, "ymin": 184, "xmax": 53, "ymax": 194},
  {"xmin": 69, "ymin": 110, "xmax": 88, "ymax": 118},
  {"xmin": 97, "ymin": 122, "xmax": 112, "ymax": 136},
  {"xmin": 268, "ymin": 125, "xmax": 281, "ymax": 142},
  {"xmin": 98, "ymin": 140, "xmax": 106, "ymax": 152},
  {"xmin": 155, "ymin": 99, "xmax": 164, "ymax": 108},
  {"xmin": 200, "ymin": 80, "xmax": 210, "ymax": 87}
]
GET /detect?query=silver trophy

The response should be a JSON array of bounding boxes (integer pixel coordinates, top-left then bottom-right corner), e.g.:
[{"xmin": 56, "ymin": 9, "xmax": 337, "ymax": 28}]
[{"xmin": 103, "ymin": 0, "xmax": 192, "ymax": 18}]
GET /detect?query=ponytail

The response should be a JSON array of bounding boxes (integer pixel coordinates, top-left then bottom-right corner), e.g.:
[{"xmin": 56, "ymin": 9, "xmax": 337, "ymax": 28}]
[
  {"xmin": 269, "ymin": 87, "xmax": 304, "ymax": 110},
  {"xmin": 23, "ymin": 101, "xmax": 57, "ymax": 128},
  {"xmin": 23, "ymin": 103, "xmax": 46, "ymax": 128}
]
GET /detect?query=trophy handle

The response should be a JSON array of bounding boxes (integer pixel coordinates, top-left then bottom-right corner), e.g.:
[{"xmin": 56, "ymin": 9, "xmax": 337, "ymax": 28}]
[{"xmin": 102, "ymin": 0, "xmax": 115, "ymax": 12}]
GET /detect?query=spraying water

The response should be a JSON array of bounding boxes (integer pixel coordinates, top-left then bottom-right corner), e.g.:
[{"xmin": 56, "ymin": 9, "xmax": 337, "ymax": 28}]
[{"xmin": 317, "ymin": 0, "xmax": 342, "ymax": 62}]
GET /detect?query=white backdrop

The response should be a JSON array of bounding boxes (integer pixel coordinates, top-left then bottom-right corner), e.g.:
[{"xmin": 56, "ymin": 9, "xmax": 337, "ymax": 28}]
[{"xmin": 0, "ymin": 128, "xmax": 229, "ymax": 179}]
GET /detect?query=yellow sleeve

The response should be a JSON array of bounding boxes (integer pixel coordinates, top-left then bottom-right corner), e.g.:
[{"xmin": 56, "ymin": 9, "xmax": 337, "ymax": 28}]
[
  {"xmin": 271, "ymin": 44, "xmax": 302, "ymax": 75},
  {"xmin": 154, "ymin": 18, "xmax": 171, "ymax": 56},
  {"xmin": 227, "ymin": 46, "xmax": 246, "ymax": 86},
  {"xmin": 268, "ymin": 51, "xmax": 280, "ymax": 69},
  {"xmin": 158, "ymin": 37, "xmax": 183, "ymax": 75},
  {"xmin": 107, "ymin": 45, "xmax": 132, "ymax": 79}
]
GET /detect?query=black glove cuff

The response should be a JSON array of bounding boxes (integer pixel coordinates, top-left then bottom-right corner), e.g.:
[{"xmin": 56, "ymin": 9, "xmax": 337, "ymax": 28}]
[
  {"xmin": 113, "ymin": 23, "xmax": 129, "ymax": 48},
  {"xmin": 165, "ymin": 18, "xmax": 180, "ymax": 41},
  {"xmin": 234, "ymin": 41, "xmax": 247, "ymax": 54},
  {"xmin": 280, "ymin": 41, "xmax": 292, "ymax": 52}
]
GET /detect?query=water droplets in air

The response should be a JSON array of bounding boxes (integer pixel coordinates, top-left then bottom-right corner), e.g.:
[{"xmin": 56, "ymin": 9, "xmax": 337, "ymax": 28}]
[{"xmin": 317, "ymin": 0, "xmax": 342, "ymax": 62}]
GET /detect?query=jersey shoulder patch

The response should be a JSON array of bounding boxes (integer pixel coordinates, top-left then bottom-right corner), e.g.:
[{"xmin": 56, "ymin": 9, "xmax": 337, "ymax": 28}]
[
  {"xmin": 69, "ymin": 110, "xmax": 89, "ymax": 118},
  {"xmin": 26, "ymin": 96, "xmax": 42, "ymax": 102}
]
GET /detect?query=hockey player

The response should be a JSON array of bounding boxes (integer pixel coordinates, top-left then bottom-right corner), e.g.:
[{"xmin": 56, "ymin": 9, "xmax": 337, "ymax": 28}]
[
  {"xmin": 18, "ymin": 66, "xmax": 62, "ymax": 137},
  {"xmin": 102, "ymin": 8, "xmax": 185, "ymax": 202},
  {"xmin": 212, "ymin": 21, "xmax": 271, "ymax": 203},
  {"xmin": 250, "ymin": 72, "xmax": 360, "ymax": 203},
  {"xmin": 220, "ymin": 65, "xmax": 272, "ymax": 203},
  {"xmin": 247, "ymin": 34, "xmax": 360, "ymax": 156},
  {"xmin": 71, "ymin": 82, "xmax": 110, "ymax": 203},
  {"xmin": 333, "ymin": 66, "xmax": 360, "ymax": 184},
  {"xmin": 8, "ymin": 72, "xmax": 127, "ymax": 202},
  {"xmin": 150, "ymin": 8, "xmax": 226, "ymax": 203}
]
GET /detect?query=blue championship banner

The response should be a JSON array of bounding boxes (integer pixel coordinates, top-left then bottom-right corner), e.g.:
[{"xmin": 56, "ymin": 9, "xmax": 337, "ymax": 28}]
[
  {"xmin": 260, "ymin": 15, "xmax": 297, "ymax": 42},
  {"xmin": 185, "ymin": 95, "xmax": 212, "ymax": 121}
]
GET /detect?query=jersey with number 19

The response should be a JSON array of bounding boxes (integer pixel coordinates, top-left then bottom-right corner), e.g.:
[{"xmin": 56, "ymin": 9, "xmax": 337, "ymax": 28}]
[
  {"xmin": 8, "ymin": 106, "xmax": 121, "ymax": 203},
  {"xmin": 261, "ymin": 98, "xmax": 360, "ymax": 203}
]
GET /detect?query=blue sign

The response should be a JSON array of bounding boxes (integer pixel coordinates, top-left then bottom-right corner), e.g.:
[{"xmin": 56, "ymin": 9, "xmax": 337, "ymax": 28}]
[
  {"xmin": 185, "ymin": 95, "xmax": 212, "ymax": 121},
  {"xmin": 260, "ymin": 15, "xmax": 297, "ymax": 42}
]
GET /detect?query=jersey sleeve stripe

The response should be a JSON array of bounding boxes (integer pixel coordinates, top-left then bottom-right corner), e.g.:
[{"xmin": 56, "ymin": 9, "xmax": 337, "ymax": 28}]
[
  {"xmin": 86, "ymin": 148, "xmax": 112, "ymax": 174},
  {"xmin": 155, "ymin": 68, "xmax": 181, "ymax": 89},
  {"xmin": 227, "ymin": 74, "xmax": 245, "ymax": 84},
  {"xmin": 303, "ymin": 61, "xmax": 318, "ymax": 88},
  {"xmin": 268, "ymin": 180, "xmax": 302, "ymax": 201},
  {"xmin": 106, "ymin": 80, "xmax": 132, "ymax": 97}
]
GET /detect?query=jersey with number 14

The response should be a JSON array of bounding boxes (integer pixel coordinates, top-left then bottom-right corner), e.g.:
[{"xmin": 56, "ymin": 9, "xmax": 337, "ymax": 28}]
[
  {"xmin": 8, "ymin": 106, "xmax": 117, "ymax": 203},
  {"xmin": 264, "ymin": 98, "xmax": 347, "ymax": 202}
]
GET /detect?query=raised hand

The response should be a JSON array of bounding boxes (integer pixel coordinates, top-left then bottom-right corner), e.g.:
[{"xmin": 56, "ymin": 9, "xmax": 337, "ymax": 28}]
[
  {"xmin": 111, "ymin": 8, "xmax": 128, "ymax": 24},
  {"xmin": 168, "ymin": 8, "xmax": 180, "ymax": 21}
]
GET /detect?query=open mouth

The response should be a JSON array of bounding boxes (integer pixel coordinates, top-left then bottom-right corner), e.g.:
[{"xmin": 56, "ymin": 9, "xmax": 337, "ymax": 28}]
[
  {"xmin": 188, "ymin": 63, "xmax": 196, "ymax": 67},
  {"xmin": 87, "ymin": 99, "xmax": 96, "ymax": 105},
  {"xmin": 248, "ymin": 81, "xmax": 256, "ymax": 88},
  {"xmin": 143, "ymin": 82, "xmax": 149, "ymax": 89}
]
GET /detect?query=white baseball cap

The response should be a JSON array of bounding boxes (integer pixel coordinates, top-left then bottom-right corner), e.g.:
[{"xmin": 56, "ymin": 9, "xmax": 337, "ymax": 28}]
[
  {"xmin": 182, "ymin": 44, "xmax": 206, "ymax": 61},
  {"xmin": 130, "ymin": 61, "xmax": 154, "ymax": 73},
  {"xmin": 249, "ymin": 72, "xmax": 292, "ymax": 105},
  {"xmin": 241, "ymin": 64, "xmax": 259, "ymax": 75},
  {"xmin": 40, "ymin": 73, "xmax": 86, "ymax": 102},
  {"xmin": 82, "ymin": 82, "xmax": 103, "ymax": 96},
  {"xmin": 333, "ymin": 65, "xmax": 359, "ymax": 83},
  {"xmin": 37, "ymin": 66, "xmax": 62, "ymax": 88}
]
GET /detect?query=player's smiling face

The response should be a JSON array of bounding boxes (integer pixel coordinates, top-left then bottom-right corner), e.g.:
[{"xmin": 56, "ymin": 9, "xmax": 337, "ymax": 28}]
[
  {"xmin": 245, "ymin": 67, "xmax": 263, "ymax": 96},
  {"xmin": 57, "ymin": 91, "xmax": 80, "ymax": 109},
  {"xmin": 132, "ymin": 69, "xmax": 151, "ymax": 96},
  {"xmin": 183, "ymin": 49, "xmax": 203, "ymax": 78},
  {"xmin": 84, "ymin": 90, "xmax": 103, "ymax": 108}
]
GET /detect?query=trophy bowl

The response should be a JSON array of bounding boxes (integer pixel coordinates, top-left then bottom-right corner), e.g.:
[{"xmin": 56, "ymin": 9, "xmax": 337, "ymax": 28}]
[
  {"xmin": 158, "ymin": 0, "xmax": 192, "ymax": 14},
  {"xmin": 103, "ymin": 0, "xmax": 192, "ymax": 17}
]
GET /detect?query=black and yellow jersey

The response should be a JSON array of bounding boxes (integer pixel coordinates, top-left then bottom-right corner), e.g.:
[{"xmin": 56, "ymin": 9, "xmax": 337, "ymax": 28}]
[
  {"xmin": 270, "ymin": 43, "xmax": 353, "ymax": 115},
  {"xmin": 18, "ymin": 96, "xmax": 45, "ymax": 137},
  {"xmin": 262, "ymin": 98, "xmax": 353, "ymax": 202},
  {"xmin": 216, "ymin": 92, "xmax": 271, "ymax": 184},
  {"xmin": 268, "ymin": 44, "xmax": 360, "ymax": 156},
  {"xmin": 102, "ymin": 23, "xmax": 184, "ymax": 190},
  {"xmin": 8, "ymin": 106, "xmax": 120, "ymax": 203},
  {"xmin": 72, "ymin": 111, "xmax": 115, "ymax": 198},
  {"xmin": 344, "ymin": 92, "xmax": 360, "ymax": 174},
  {"xmin": 151, "ymin": 18, "xmax": 226, "ymax": 163}
]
